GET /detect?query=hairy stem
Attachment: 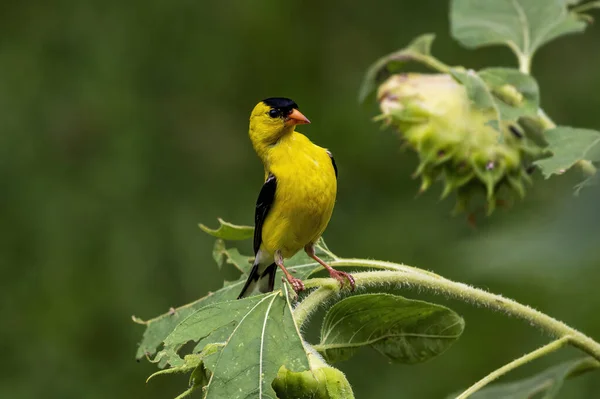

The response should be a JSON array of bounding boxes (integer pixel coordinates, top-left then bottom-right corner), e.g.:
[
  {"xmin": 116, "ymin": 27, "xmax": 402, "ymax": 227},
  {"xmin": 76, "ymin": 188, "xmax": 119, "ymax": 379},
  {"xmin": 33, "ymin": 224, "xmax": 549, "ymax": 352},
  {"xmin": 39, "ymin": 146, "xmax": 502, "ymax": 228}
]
[
  {"xmin": 455, "ymin": 336, "xmax": 571, "ymax": 399},
  {"xmin": 294, "ymin": 286, "xmax": 337, "ymax": 327},
  {"xmin": 572, "ymin": 1, "xmax": 600, "ymax": 14},
  {"xmin": 297, "ymin": 259, "xmax": 600, "ymax": 361}
]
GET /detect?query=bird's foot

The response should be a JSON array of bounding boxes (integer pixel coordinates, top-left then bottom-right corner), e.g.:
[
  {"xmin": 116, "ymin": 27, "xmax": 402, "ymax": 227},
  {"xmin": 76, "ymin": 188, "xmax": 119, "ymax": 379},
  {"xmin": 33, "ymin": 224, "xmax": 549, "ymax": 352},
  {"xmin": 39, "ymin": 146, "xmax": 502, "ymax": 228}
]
[
  {"xmin": 328, "ymin": 269, "xmax": 355, "ymax": 291},
  {"xmin": 286, "ymin": 276, "xmax": 305, "ymax": 293}
]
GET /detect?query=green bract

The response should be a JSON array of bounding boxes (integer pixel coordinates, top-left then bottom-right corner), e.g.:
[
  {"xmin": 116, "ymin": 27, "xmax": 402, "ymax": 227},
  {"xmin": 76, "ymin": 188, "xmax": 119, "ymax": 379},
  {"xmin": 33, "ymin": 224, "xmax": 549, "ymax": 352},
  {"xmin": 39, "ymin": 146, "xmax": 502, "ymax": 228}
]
[
  {"xmin": 377, "ymin": 72, "xmax": 543, "ymax": 214},
  {"xmin": 272, "ymin": 366, "xmax": 354, "ymax": 399},
  {"xmin": 272, "ymin": 350, "xmax": 355, "ymax": 399}
]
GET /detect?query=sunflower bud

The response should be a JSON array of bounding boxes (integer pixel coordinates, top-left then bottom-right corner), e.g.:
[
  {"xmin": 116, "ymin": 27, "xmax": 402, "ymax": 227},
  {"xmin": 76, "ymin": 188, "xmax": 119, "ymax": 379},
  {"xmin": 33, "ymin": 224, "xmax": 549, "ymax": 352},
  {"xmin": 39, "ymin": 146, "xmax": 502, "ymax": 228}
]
[{"xmin": 377, "ymin": 73, "xmax": 541, "ymax": 214}]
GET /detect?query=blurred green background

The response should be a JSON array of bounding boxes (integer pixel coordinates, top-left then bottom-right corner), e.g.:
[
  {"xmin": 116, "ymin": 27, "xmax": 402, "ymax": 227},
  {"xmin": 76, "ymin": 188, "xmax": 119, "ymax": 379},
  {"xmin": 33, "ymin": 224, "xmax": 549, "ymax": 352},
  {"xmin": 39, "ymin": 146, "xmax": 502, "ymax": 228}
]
[{"xmin": 2, "ymin": 1, "xmax": 600, "ymax": 398}]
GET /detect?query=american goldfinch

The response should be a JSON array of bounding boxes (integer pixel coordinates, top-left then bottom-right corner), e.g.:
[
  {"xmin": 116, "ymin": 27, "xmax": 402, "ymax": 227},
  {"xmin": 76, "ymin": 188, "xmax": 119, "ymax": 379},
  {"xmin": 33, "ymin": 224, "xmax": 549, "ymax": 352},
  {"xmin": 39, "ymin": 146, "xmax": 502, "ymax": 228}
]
[{"xmin": 238, "ymin": 97, "xmax": 354, "ymax": 299}]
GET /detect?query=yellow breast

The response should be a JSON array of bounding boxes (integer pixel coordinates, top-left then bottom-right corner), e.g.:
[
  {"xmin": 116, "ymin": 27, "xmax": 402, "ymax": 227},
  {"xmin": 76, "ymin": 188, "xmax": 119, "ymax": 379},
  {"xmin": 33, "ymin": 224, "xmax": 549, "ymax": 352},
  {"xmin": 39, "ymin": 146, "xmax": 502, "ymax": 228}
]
[{"xmin": 260, "ymin": 132, "xmax": 337, "ymax": 258}]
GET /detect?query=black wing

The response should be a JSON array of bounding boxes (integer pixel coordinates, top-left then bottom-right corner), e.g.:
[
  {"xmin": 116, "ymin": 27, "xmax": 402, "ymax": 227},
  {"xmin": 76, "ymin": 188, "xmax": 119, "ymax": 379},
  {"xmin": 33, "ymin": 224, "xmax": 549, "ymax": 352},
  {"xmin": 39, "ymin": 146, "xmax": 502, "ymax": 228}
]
[
  {"xmin": 326, "ymin": 150, "xmax": 338, "ymax": 178},
  {"xmin": 254, "ymin": 173, "xmax": 277, "ymax": 255}
]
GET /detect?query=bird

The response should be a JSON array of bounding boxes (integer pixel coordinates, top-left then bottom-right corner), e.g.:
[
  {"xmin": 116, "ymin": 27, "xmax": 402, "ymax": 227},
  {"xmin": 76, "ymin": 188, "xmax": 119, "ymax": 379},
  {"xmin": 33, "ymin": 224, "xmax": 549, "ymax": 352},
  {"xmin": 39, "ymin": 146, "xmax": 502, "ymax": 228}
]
[{"xmin": 237, "ymin": 97, "xmax": 355, "ymax": 299}]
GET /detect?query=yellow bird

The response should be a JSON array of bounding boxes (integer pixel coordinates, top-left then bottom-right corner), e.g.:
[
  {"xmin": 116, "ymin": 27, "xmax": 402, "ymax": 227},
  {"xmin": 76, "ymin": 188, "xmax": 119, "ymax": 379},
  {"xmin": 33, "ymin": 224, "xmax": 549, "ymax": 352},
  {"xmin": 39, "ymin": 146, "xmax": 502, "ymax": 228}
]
[{"xmin": 238, "ymin": 97, "xmax": 354, "ymax": 299}]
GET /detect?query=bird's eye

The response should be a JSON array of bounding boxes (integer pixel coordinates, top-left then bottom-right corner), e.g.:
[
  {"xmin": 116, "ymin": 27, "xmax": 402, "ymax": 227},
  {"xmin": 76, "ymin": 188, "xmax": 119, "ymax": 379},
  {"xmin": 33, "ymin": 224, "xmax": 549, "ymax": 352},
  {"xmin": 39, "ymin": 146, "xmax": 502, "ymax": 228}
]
[{"xmin": 268, "ymin": 109, "xmax": 280, "ymax": 118}]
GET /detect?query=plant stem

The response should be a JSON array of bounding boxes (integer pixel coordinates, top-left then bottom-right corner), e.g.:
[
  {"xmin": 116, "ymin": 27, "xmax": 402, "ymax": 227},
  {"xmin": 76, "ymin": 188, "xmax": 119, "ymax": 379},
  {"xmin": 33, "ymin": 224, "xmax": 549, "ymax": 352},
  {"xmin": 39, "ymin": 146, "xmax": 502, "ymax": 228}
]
[
  {"xmin": 506, "ymin": 43, "xmax": 530, "ymax": 74},
  {"xmin": 455, "ymin": 336, "xmax": 571, "ymax": 399},
  {"xmin": 294, "ymin": 286, "xmax": 337, "ymax": 327},
  {"xmin": 572, "ymin": 1, "xmax": 600, "ymax": 14},
  {"xmin": 416, "ymin": 54, "xmax": 451, "ymax": 74},
  {"xmin": 518, "ymin": 54, "xmax": 531, "ymax": 74},
  {"xmin": 299, "ymin": 260, "xmax": 600, "ymax": 361}
]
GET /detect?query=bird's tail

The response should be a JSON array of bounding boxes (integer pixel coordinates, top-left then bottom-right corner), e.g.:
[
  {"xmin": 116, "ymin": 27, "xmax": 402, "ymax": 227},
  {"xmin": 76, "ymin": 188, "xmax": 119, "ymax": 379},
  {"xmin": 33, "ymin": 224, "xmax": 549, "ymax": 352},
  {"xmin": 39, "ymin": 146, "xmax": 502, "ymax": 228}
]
[{"xmin": 237, "ymin": 262, "xmax": 276, "ymax": 299}]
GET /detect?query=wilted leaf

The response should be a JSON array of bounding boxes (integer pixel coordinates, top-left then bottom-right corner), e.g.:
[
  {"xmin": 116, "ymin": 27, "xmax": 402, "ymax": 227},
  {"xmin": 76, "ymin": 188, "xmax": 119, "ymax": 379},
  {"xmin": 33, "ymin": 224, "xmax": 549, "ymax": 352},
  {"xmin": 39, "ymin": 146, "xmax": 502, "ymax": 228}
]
[
  {"xmin": 534, "ymin": 126, "xmax": 600, "ymax": 177},
  {"xmin": 135, "ymin": 237, "xmax": 337, "ymax": 360},
  {"xmin": 358, "ymin": 34, "xmax": 444, "ymax": 103},
  {"xmin": 316, "ymin": 293, "xmax": 464, "ymax": 364},
  {"xmin": 199, "ymin": 218, "xmax": 254, "ymax": 240},
  {"xmin": 161, "ymin": 287, "xmax": 311, "ymax": 399},
  {"xmin": 450, "ymin": 0, "xmax": 587, "ymax": 65},
  {"xmin": 452, "ymin": 357, "xmax": 599, "ymax": 399}
]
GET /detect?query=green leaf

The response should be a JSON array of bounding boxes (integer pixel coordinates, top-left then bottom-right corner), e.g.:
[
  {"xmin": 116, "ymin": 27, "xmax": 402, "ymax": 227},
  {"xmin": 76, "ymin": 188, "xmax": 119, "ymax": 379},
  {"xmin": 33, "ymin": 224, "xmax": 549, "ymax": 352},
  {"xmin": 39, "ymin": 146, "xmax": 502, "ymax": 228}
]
[
  {"xmin": 162, "ymin": 287, "xmax": 311, "ymax": 399},
  {"xmin": 450, "ymin": 68, "xmax": 504, "ymax": 134},
  {"xmin": 449, "ymin": 68, "xmax": 542, "ymax": 141},
  {"xmin": 135, "ymin": 237, "xmax": 337, "ymax": 360},
  {"xmin": 534, "ymin": 126, "xmax": 600, "ymax": 177},
  {"xmin": 147, "ymin": 344, "xmax": 220, "ymax": 387},
  {"xmin": 478, "ymin": 68, "xmax": 540, "ymax": 120},
  {"xmin": 212, "ymin": 239, "xmax": 253, "ymax": 274},
  {"xmin": 316, "ymin": 293, "xmax": 464, "ymax": 364},
  {"xmin": 450, "ymin": 0, "xmax": 587, "ymax": 66},
  {"xmin": 358, "ymin": 34, "xmax": 446, "ymax": 103},
  {"xmin": 454, "ymin": 357, "xmax": 600, "ymax": 399},
  {"xmin": 451, "ymin": 69, "xmax": 497, "ymax": 111},
  {"xmin": 134, "ymin": 274, "xmax": 245, "ymax": 362},
  {"xmin": 199, "ymin": 217, "xmax": 254, "ymax": 240}
]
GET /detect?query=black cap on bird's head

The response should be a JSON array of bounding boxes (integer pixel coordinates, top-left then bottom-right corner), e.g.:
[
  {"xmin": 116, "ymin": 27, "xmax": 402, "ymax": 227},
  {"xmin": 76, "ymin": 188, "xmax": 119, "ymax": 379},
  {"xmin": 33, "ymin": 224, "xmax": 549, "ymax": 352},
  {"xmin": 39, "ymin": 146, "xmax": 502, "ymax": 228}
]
[
  {"xmin": 262, "ymin": 97, "xmax": 310, "ymax": 126},
  {"xmin": 262, "ymin": 97, "xmax": 298, "ymax": 111}
]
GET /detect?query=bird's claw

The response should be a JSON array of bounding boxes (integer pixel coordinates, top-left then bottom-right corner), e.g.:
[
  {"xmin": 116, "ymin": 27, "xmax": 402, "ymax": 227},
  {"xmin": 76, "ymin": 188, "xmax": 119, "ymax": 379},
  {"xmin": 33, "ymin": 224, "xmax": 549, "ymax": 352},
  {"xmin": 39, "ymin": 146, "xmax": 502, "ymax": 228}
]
[
  {"xmin": 286, "ymin": 277, "xmax": 305, "ymax": 293},
  {"xmin": 328, "ymin": 269, "xmax": 355, "ymax": 291}
]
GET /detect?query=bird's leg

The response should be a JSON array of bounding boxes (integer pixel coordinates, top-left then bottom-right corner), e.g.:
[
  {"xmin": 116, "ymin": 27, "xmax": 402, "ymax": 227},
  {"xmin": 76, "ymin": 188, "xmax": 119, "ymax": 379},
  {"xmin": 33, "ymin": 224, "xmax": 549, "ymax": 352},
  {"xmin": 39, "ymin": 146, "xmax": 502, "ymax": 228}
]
[
  {"xmin": 275, "ymin": 250, "xmax": 305, "ymax": 293},
  {"xmin": 305, "ymin": 245, "xmax": 355, "ymax": 291}
]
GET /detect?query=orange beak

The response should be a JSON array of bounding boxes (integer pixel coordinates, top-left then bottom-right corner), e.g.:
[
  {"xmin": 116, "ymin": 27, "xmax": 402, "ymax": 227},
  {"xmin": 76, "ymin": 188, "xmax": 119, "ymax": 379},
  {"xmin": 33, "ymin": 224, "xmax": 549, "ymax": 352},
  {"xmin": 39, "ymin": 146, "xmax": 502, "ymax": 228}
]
[{"xmin": 285, "ymin": 109, "xmax": 311, "ymax": 126}]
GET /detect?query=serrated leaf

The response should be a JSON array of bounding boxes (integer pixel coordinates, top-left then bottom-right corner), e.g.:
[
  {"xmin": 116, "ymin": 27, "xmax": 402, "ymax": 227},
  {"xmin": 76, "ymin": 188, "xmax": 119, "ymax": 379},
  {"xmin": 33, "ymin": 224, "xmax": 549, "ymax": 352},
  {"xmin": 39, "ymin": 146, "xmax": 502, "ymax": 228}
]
[
  {"xmin": 451, "ymin": 357, "xmax": 600, "ymax": 399},
  {"xmin": 162, "ymin": 288, "xmax": 311, "ymax": 399},
  {"xmin": 478, "ymin": 68, "xmax": 540, "ymax": 121},
  {"xmin": 316, "ymin": 293, "xmax": 464, "ymax": 364},
  {"xmin": 135, "ymin": 237, "xmax": 337, "ymax": 360},
  {"xmin": 161, "ymin": 294, "xmax": 275, "ymax": 365},
  {"xmin": 534, "ymin": 126, "xmax": 600, "ymax": 177},
  {"xmin": 212, "ymin": 239, "xmax": 253, "ymax": 273},
  {"xmin": 134, "ymin": 283, "xmax": 241, "ymax": 362},
  {"xmin": 147, "ymin": 346, "xmax": 217, "ymax": 384},
  {"xmin": 358, "ymin": 34, "xmax": 443, "ymax": 103},
  {"xmin": 450, "ymin": 0, "xmax": 587, "ymax": 65},
  {"xmin": 199, "ymin": 218, "xmax": 254, "ymax": 240}
]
